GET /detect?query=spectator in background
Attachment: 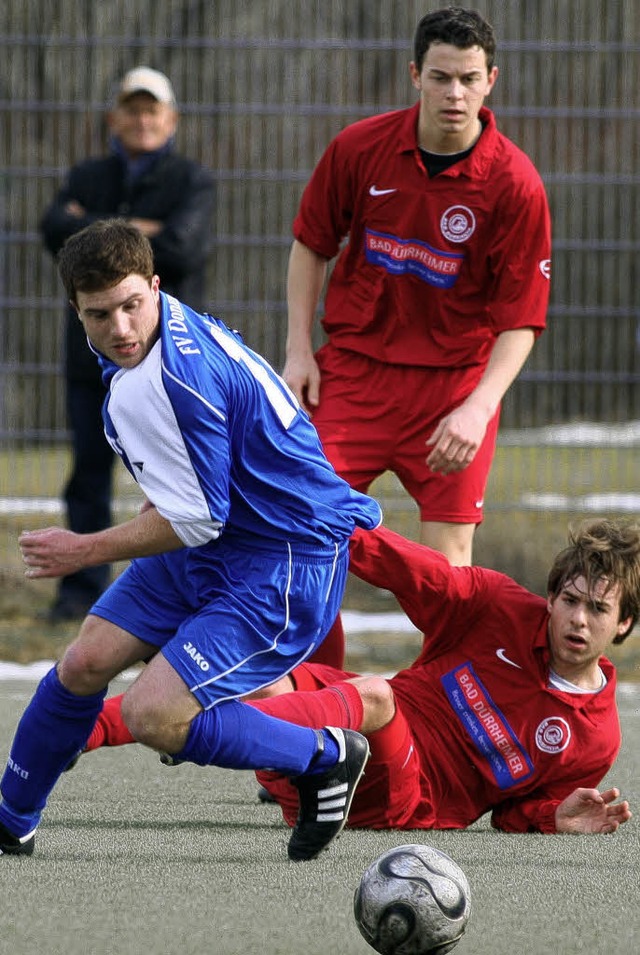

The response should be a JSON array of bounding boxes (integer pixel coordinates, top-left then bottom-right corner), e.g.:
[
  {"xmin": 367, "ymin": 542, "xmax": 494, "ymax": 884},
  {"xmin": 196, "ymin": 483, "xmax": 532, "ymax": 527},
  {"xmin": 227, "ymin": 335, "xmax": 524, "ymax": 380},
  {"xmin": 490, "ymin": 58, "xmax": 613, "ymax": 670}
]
[
  {"xmin": 40, "ymin": 66, "xmax": 215, "ymax": 622},
  {"xmin": 282, "ymin": 8, "xmax": 551, "ymax": 666}
]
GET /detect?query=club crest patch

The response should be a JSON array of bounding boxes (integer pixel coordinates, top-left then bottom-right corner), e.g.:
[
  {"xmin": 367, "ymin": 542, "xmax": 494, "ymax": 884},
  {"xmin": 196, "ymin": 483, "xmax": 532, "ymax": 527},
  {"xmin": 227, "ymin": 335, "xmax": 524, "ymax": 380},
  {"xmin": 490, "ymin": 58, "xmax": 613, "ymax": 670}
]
[
  {"xmin": 440, "ymin": 204, "xmax": 476, "ymax": 243},
  {"xmin": 535, "ymin": 716, "xmax": 571, "ymax": 753}
]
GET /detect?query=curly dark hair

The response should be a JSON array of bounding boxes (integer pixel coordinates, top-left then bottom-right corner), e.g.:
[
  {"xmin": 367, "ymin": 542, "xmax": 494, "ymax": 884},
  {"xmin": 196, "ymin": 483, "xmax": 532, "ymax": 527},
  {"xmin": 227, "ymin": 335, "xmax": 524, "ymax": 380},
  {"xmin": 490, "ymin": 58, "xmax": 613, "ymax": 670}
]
[
  {"xmin": 413, "ymin": 7, "xmax": 496, "ymax": 72},
  {"xmin": 547, "ymin": 518, "xmax": 640, "ymax": 644},
  {"xmin": 58, "ymin": 218, "xmax": 155, "ymax": 304}
]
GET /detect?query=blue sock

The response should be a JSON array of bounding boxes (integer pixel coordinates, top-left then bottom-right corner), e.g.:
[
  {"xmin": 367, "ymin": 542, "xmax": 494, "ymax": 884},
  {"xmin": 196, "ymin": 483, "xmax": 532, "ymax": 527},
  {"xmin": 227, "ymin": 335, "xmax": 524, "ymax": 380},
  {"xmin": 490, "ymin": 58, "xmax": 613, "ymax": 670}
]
[
  {"xmin": 174, "ymin": 699, "xmax": 339, "ymax": 775},
  {"xmin": 0, "ymin": 666, "xmax": 106, "ymax": 836}
]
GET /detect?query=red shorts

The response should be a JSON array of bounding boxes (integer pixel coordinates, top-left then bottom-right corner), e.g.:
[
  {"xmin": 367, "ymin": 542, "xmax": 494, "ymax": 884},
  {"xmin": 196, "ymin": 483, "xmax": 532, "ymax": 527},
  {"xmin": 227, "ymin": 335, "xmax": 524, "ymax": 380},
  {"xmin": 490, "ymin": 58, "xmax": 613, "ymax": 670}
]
[
  {"xmin": 311, "ymin": 343, "xmax": 500, "ymax": 524},
  {"xmin": 256, "ymin": 662, "xmax": 432, "ymax": 830}
]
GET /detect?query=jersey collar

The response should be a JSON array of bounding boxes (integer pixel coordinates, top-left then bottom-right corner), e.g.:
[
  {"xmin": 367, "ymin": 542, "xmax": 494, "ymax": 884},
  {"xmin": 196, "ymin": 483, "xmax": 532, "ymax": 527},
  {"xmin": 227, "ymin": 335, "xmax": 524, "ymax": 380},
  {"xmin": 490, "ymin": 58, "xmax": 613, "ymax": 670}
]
[
  {"xmin": 399, "ymin": 103, "xmax": 499, "ymax": 181},
  {"xmin": 536, "ymin": 625, "xmax": 617, "ymax": 715}
]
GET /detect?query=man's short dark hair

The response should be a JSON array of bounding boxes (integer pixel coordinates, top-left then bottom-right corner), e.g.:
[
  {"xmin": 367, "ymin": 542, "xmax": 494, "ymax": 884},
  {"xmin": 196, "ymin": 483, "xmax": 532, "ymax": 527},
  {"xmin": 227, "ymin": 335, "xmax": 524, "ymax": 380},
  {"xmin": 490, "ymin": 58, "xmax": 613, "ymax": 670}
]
[
  {"xmin": 413, "ymin": 7, "xmax": 497, "ymax": 72},
  {"xmin": 58, "ymin": 219, "xmax": 155, "ymax": 304}
]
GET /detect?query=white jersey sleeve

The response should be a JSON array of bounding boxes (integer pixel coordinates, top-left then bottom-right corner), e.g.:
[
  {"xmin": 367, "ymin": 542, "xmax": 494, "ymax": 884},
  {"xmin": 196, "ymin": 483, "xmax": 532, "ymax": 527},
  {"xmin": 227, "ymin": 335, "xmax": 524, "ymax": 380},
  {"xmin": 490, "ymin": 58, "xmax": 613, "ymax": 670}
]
[{"xmin": 106, "ymin": 342, "xmax": 225, "ymax": 546}]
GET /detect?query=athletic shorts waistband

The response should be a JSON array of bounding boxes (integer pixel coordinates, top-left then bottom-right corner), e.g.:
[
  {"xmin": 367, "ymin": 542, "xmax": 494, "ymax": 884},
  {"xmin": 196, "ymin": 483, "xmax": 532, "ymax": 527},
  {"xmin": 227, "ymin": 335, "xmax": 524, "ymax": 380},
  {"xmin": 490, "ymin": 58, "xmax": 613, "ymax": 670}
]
[{"xmin": 214, "ymin": 533, "xmax": 349, "ymax": 563}]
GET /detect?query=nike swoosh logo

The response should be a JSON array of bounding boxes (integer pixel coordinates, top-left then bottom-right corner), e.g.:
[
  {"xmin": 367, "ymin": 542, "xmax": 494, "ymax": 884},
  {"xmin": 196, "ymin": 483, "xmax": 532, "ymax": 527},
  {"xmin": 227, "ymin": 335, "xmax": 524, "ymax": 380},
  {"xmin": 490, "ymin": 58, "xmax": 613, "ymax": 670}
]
[
  {"xmin": 369, "ymin": 185, "xmax": 397, "ymax": 196},
  {"xmin": 496, "ymin": 648, "xmax": 522, "ymax": 669}
]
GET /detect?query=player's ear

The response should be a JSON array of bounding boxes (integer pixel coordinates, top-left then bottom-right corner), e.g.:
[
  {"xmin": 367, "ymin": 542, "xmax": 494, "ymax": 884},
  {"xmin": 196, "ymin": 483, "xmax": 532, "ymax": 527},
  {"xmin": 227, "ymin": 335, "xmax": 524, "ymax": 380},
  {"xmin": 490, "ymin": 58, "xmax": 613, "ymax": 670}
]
[
  {"xmin": 615, "ymin": 615, "xmax": 633, "ymax": 639},
  {"xmin": 485, "ymin": 65, "xmax": 499, "ymax": 96},
  {"xmin": 409, "ymin": 61, "xmax": 421, "ymax": 91}
]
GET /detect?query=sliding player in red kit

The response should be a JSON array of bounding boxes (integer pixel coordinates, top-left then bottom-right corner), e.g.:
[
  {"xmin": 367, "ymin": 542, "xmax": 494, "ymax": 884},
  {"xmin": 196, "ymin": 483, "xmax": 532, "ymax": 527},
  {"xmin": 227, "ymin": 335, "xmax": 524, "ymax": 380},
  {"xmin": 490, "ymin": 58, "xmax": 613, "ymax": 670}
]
[
  {"xmin": 251, "ymin": 522, "xmax": 637, "ymax": 834},
  {"xmin": 83, "ymin": 519, "xmax": 638, "ymax": 835}
]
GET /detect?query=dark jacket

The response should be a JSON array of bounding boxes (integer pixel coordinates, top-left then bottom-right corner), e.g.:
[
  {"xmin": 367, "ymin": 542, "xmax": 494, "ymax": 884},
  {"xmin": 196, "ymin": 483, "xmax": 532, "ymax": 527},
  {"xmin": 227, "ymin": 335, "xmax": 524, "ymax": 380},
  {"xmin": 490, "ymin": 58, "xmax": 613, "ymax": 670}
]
[{"xmin": 40, "ymin": 151, "xmax": 216, "ymax": 383}]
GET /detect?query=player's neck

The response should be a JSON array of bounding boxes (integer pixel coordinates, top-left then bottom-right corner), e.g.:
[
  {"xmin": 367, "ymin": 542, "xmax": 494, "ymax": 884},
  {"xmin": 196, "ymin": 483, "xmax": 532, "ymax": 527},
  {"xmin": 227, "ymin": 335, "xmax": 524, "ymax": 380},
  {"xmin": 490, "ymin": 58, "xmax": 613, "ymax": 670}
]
[
  {"xmin": 548, "ymin": 661, "xmax": 605, "ymax": 693},
  {"xmin": 419, "ymin": 118, "xmax": 482, "ymax": 156}
]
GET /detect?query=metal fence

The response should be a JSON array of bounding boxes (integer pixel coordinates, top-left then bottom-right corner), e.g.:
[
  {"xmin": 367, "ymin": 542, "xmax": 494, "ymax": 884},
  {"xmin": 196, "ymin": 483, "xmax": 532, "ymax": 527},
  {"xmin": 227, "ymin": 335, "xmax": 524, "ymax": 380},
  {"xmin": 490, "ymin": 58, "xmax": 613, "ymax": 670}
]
[{"xmin": 1, "ymin": 0, "xmax": 639, "ymax": 585}]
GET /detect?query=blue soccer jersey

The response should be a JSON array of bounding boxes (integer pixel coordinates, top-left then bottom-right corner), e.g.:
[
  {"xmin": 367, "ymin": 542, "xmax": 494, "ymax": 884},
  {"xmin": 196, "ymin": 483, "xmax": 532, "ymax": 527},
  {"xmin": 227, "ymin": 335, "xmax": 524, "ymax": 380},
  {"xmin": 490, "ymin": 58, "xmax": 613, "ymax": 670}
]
[{"xmin": 100, "ymin": 292, "xmax": 382, "ymax": 548}]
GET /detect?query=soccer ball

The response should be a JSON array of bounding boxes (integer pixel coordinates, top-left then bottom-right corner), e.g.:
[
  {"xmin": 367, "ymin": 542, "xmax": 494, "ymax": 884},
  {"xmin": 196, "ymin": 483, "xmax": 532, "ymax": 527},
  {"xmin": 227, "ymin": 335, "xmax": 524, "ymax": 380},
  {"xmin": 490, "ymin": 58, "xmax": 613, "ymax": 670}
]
[{"xmin": 353, "ymin": 843, "xmax": 471, "ymax": 955}]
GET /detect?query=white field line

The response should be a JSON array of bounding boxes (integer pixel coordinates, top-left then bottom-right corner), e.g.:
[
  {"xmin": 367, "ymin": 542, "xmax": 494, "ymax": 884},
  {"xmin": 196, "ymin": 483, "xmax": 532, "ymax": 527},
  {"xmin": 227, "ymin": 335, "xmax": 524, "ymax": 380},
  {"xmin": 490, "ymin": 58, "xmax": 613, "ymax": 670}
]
[
  {"xmin": 3, "ymin": 489, "xmax": 640, "ymax": 518},
  {"xmin": 0, "ymin": 612, "xmax": 419, "ymax": 682},
  {"xmin": 0, "ymin": 654, "xmax": 637, "ymax": 694},
  {"xmin": 3, "ymin": 421, "xmax": 638, "ymax": 517},
  {"xmin": 519, "ymin": 492, "xmax": 640, "ymax": 511},
  {"xmin": 0, "ymin": 661, "xmax": 142, "ymax": 681},
  {"xmin": 0, "ymin": 498, "xmax": 140, "ymax": 516},
  {"xmin": 498, "ymin": 420, "xmax": 640, "ymax": 447}
]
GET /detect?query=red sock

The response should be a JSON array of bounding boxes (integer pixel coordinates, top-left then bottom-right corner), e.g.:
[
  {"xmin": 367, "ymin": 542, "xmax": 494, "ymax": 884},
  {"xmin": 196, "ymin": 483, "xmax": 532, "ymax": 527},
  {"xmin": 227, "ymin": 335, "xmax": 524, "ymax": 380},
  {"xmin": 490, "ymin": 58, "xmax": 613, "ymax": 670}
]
[
  {"xmin": 308, "ymin": 613, "xmax": 345, "ymax": 667},
  {"xmin": 85, "ymin": 693, "xmax": 136, "ymax": 750},
  {"xmin": 250, "ymin": 680, "xmax": 363, "ymax": 731},
  {"xmin": 366, "ymin": 707, "xmax": 410, "ymax": 763}
]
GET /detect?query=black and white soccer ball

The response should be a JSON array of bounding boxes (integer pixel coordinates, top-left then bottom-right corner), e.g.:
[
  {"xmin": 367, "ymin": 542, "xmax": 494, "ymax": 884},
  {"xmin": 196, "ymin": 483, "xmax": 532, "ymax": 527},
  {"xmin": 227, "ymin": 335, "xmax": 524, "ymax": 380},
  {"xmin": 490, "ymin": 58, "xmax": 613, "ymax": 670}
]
[{"xmin": 353, "ymin": 843, "xmax": 471, "ymax": 955}]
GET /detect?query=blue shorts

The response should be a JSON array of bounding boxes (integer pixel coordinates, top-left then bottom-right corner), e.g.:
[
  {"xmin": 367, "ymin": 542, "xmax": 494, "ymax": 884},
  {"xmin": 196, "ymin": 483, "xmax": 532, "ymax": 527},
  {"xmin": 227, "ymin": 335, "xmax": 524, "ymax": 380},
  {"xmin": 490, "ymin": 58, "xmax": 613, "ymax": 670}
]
[{"xmin": 91, "ymin": 535, "xmax": 348, "ymax": 709}]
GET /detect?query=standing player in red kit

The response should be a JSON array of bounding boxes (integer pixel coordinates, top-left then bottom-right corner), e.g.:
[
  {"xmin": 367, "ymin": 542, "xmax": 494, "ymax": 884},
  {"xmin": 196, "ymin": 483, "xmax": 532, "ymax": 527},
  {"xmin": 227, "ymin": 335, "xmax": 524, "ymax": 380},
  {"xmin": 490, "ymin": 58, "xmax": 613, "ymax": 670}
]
[{"xmin": 283, "ymin": 7, "xmax": 552, "ymax": 664}]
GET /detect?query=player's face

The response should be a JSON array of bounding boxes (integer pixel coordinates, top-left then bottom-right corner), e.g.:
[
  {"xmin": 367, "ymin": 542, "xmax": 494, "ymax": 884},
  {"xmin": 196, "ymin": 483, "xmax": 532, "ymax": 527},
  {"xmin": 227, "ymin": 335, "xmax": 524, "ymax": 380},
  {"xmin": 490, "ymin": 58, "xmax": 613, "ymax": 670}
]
[
  {"xmin": 546, "ymin": 576, "xmax": 631, "ymax": 688},
  {"xmin": 74, "ymin": 274, "xmax": 161, "ymax": 369},
  {"xmin": 410, "ymin": 42, "xmax": 498, "ymax": 153},
  {"xmin": 108, "ymin": 93, "xmax": 177, "ymax": 158}
]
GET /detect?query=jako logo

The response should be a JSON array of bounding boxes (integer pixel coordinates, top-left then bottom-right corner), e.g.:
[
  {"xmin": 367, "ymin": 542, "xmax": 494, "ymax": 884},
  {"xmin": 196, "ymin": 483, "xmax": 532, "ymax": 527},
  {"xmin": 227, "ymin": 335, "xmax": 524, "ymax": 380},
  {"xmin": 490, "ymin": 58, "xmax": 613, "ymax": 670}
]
[
  {"xmin": 183, "ymin": 641, "xmax": 210, "ymax": 671},
  {"xmin": 7, "ymin": 755, "xmax": 29, "ymax": 780}
]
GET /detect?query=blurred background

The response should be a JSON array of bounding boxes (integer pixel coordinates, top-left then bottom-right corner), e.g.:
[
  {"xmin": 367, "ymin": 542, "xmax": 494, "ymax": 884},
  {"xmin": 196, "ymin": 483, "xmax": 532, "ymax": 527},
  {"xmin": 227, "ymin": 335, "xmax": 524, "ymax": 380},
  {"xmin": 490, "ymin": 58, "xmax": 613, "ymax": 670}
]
[{"xmin": 0, "ymin": 1, "xmax": 639, "ymax": 623}]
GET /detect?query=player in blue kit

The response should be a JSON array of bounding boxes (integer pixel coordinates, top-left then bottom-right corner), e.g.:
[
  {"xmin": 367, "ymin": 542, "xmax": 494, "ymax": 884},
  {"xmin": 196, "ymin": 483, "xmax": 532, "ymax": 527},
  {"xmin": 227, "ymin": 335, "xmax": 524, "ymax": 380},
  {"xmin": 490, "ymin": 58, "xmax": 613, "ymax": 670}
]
[{"xmin": 0, "ymin": 219, "xmax": 381, "ymax": 861}]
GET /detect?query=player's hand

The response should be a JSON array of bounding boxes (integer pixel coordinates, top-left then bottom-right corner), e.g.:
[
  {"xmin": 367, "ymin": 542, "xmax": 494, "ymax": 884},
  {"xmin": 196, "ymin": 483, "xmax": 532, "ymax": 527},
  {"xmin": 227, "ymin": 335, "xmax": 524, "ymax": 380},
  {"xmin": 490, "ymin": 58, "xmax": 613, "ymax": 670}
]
[
  {"xmin": 63, "ymin": 200, "xmax": 86, "ymax": 217},
  {"xmin": 425, "ymin": 400, "xmax": 491, "ymax": 475},
  {"xmin": 282, "ymin": 352, "xmax": 321, "ymax": 412},
  {"xmin": 555, "ymin": 787, "xmax": 632, "ymax": 834},
  {"xmin": 128, "ymin": 217, "xmax": 163, "ymax": 237},
  {"xmin": 19, "ymin": 527, "xmax": 96, "ymax": 579}
]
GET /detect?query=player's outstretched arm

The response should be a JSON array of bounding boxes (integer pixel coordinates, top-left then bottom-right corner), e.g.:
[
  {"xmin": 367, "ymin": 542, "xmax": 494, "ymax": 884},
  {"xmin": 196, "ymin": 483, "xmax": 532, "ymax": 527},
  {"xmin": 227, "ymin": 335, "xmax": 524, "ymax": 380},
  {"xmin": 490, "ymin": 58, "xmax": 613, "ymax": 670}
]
[
  {"xmin": 555, "ymin": 787, "xmax": 632, "ymax": 834},
  {"xmin": 19, "ymin": 507, "xmax": 183, "ymax": 579}
]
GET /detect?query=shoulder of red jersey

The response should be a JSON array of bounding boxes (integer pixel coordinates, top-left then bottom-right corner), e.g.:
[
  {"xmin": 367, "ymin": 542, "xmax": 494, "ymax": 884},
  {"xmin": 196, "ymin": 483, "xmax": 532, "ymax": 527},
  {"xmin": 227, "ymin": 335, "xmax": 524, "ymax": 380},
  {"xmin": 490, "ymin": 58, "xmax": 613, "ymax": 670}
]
[
  {"xmin": 331, "ymin": 104, "xmax": 418, "ymax": 153},
  {"xmin": 494, "ymin": 134, "xmax": 546, "ymax": 191},
  {"xmin": 478, "ymin": 108, "xmax": 547, "ymax": 193}
]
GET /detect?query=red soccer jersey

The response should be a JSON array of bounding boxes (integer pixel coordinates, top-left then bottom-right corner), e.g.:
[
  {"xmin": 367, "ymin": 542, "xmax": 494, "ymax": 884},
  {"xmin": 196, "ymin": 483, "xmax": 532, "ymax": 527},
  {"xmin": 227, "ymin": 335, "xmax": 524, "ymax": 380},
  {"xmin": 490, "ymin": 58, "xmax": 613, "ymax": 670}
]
[
  {"xmin": 348, "ymin": 527, "xmax": 621, "ymax": 832},
  {"xmin": 294, "ymin": 104, "xmax": 551, "ymax": 367}
]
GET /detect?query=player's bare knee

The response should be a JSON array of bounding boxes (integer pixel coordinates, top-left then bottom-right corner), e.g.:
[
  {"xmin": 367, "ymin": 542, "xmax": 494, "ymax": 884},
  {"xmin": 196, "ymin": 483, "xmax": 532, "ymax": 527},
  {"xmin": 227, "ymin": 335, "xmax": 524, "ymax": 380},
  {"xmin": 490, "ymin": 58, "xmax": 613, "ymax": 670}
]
[
  {"xmin": 121, "ymin": 684, "xmax": 192, "ymax": 751},
  {"xmin": 57, "ymin": 641, "xmax": 111, "ymax": 695},
  {"xmin": 120, "ymin": 688, "xmax": 164, "ymax": 747},
  {"xmin": 348, "ymin": 675, "xmax": 395, "ymax": 732}
]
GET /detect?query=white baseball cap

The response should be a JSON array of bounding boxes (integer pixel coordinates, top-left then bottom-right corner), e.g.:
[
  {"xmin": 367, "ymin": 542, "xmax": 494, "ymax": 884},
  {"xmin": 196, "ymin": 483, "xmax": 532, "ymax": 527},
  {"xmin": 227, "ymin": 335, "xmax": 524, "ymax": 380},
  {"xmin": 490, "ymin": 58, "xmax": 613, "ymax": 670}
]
[{"xmin": 116, "ymin": 67, "xmax": 176, "ymax": 106}]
